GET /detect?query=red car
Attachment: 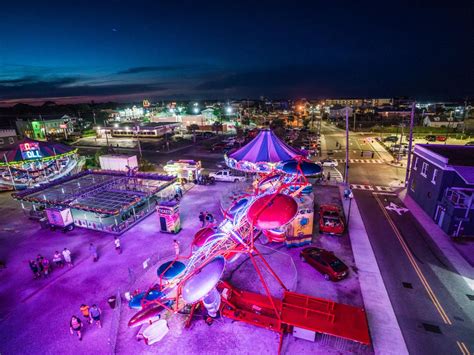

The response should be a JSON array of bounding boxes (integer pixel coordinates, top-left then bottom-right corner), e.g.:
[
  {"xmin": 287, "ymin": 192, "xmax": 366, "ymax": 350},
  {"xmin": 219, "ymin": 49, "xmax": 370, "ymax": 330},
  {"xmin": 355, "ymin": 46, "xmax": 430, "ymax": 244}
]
[
  {"xmin": 300, "ymin": 247, "xmax": 349, "ymax": 281},
  {"xmin": 319, "ymin": 204, "xmax": 345, "ymax": 235}
]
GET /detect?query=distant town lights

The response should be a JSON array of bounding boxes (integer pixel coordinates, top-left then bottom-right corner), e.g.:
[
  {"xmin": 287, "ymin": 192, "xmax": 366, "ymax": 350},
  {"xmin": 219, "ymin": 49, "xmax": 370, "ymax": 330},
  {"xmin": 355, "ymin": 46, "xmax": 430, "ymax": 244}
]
[{"xmin": 226, "ymin": 107, "xmax": 233, "ymax": 114}]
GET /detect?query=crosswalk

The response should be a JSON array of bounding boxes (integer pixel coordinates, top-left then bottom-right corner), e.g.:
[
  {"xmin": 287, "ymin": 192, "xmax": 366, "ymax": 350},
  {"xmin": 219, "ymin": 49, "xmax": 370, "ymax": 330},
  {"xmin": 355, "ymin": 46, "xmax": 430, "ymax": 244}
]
[
  {"xmin": 334, "ymin": 159, "xmax": 384, "ymax": 164},
  {"xmin": 350, "ymin": 184, "xmax": 395, "ymax": 192}
]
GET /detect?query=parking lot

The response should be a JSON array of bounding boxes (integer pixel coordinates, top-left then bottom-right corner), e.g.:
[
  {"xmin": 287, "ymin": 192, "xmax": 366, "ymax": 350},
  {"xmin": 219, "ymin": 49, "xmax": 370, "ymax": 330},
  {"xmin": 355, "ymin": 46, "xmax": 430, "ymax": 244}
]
[{"xmin": 0, "ymin": 181, "xmax": 372, "ymax": 354}]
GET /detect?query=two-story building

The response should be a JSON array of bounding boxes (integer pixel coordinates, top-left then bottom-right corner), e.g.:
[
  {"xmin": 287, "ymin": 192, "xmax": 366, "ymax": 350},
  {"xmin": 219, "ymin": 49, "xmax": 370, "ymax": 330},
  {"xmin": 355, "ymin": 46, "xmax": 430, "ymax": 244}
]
[
  {"xmin": 408, "ymin": 145, "xmax": 474, "ymax": 237},
  {"xmin": 0, "ymin": 129, "xmax": 18, "ymax": 149}
]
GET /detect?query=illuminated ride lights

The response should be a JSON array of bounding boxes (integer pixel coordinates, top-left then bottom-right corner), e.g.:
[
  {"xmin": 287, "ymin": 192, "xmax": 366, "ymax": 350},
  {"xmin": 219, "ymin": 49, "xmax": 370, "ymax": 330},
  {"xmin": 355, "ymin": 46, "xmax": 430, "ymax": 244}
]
[{"xmin": 128, "ymin": 157, "xmax": 315, "ymax": 325}]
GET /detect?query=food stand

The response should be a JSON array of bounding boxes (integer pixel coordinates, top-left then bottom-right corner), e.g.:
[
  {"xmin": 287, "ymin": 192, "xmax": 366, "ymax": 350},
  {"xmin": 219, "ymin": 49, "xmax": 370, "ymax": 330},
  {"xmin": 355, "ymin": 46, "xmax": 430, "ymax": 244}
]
[{"xmin": 163, "ymin": 160, "xmax": 202, "ymax": 183}]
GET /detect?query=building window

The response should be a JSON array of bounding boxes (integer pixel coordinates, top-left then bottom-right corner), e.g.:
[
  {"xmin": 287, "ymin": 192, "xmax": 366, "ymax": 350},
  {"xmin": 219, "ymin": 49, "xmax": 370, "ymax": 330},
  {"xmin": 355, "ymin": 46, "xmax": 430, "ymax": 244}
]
[
  {"xmin": 413, "ymin": 157, "xmax": 418, "ymax": 170},
  {"xmin": 0, "ymin": 139, "xmax": 4, "ymax": 145},
  {"xmin": 9, "ymin": 137, "xmax": 14, "ymax": 144},
  {"xmin": 421, "ymin": 162, "xmax": 428, "ymax": 177},
  {"xmin": 431, "ymin": 169, "xmax": 438, "ymax": 184},
  {"xmin": 410, "ymin": 178, "xmax": 416, "ymax": 192}
]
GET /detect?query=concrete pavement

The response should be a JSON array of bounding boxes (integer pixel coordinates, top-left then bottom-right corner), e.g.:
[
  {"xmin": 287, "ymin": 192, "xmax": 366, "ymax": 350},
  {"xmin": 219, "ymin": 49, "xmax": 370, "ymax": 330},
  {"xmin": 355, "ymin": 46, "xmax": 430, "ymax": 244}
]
[
  {"xmin": 339, "ymin": 187, "xmax": 408, "ymax": 355},
  {"xmin": 355, "ymin": 190, "xmax": 473, "ymax": 355},
  {"xmin": 400, "ymin": 190, "xmax": 474, "ymax": 286}
]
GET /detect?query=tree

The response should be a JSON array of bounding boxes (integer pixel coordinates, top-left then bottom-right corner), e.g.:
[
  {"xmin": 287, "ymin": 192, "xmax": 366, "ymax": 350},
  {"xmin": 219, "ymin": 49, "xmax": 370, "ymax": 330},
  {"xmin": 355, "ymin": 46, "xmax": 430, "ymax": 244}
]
[
  {"xmin": 139, "ymin": 158, "xmax": 155, "ymax": 172},
  {"xmin": 212, "ymin": 121, "xmax": 223, "ymax": 135},
  {"xmin": 188, "ymin": 124, "xmax": 200, "ymax": 143}
]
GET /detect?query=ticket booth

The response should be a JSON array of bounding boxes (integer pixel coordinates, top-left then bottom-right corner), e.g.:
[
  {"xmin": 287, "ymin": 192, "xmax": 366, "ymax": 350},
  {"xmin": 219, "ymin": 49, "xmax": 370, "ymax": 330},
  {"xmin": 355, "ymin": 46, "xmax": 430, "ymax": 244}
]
[
  {"xmin": 285, "ymin": 194, "xmax": 314, "ymax": 247},
  {"xmin": 157, "ymin": 201, "xmax": 181, "ymax": 234}
]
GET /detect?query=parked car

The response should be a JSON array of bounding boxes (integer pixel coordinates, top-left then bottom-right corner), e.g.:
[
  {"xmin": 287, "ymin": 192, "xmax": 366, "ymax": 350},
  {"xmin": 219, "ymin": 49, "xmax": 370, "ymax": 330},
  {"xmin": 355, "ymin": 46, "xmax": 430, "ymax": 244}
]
[
  {"xmin": 320, "ymin": 158, "xmax": 338, "ymax": 167},
  {"xmin": 425, "ymin": 135, "xmax": 436, "ymax": 142},
  {"xmin": 319, "ymin": 204, "xmax": 345, "ymax": 235},
  {"xmin": 383, "ymin": 136, "xmax": 399, "ymax": 143},
  {"xmin": 300, "ymin": 247, "xmax": 349, "ymax": 281},
  {"xmin": 210, "ymin": 143, "xmax": 227, "ymax": 152},
  {"xmin": 465, "ymin": 141, "xmax": 474, "ymax": 146},
  {"xmin": 389, "ymin": 144, "xmax": 408, "ymax": 153},
  {"xmin": 209, "ymin": 170, "xmax": 246, "ymax": 182},
  {"xmin": 436, "ymin": 135, "xmax": 447, "ymax": 142}
]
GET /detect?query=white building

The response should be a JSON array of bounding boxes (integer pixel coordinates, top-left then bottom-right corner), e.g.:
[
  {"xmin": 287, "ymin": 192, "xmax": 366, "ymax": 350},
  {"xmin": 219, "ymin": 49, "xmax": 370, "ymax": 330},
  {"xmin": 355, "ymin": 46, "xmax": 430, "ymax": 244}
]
[{"xmin": 0, "ymin": 129, "xmax": 18, "ymax": 149}]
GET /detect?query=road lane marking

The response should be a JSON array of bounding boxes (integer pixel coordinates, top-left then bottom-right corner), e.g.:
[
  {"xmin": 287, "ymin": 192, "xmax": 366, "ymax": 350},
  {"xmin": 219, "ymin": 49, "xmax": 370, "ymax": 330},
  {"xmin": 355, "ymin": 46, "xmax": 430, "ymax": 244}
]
[
  {"xmin": 457, "ymin": 341, "xmax": 470, "ymax": 355},
  {"xmin": 374, "ymin": 194, "xmax": 452, "ymax": 325},
  {"xmin": 385, "ymin": 202, "xmax": 409, "ymax": 215}
]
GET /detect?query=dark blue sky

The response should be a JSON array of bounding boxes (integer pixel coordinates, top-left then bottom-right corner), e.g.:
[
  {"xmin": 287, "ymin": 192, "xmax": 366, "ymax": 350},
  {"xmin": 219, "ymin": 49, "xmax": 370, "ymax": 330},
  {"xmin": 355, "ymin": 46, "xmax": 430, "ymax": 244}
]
[{"xmin": 0, "ymin": 0, "xmax": 472, "ymax": 104}]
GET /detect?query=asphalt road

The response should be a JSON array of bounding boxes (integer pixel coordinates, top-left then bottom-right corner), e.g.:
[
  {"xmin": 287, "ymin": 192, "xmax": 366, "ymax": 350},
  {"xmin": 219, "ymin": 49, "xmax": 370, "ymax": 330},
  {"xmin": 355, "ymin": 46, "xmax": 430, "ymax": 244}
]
[
  {"xmin": 320, "ymin": 121, "xmax": 406, "ymax": 186},
  {"xmin": 354, "ymin": 190, "xmax": 473, "ymax": 355},
  {"xmin": 77, "ymin": 137, "xmax": 226, "ymax": 172}
]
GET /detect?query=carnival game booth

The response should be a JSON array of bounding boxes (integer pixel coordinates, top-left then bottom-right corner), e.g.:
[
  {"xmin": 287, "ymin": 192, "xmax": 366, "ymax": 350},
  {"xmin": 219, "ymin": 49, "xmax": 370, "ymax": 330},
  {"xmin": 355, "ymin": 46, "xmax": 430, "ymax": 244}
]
[
  {"xmin": 163, "ymin": 160, "xmax": 202, "ymax": 183},
  {"xmin": 0, "ymin": 138, "xmax": 80, "ymax": 191},
  {"xmin": 12, "ymin": 170, "xmax": 177, "ymax": 234}
]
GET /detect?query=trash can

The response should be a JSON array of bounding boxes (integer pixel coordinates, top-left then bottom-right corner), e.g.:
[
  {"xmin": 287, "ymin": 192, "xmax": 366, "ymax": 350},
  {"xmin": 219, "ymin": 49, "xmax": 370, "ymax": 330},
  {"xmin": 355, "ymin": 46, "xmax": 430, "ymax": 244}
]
[{"xmin": 108, "ymin": 296, "xmax": 117, "ymax": 309}]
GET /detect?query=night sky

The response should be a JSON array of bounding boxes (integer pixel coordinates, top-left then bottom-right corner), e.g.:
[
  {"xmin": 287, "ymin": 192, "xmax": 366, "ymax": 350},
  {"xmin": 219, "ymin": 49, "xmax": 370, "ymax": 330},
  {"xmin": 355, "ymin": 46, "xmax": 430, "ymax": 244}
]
[{"xmin": 0, "ymin": 0, "xmax": 472, "ymax": 105}]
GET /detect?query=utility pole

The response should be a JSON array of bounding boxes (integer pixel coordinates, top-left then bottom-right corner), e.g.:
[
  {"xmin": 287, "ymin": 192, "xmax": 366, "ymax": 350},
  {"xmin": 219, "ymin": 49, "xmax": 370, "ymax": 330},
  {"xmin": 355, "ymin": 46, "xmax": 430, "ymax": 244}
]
[
  {"xmin": 405, "ymin": 102, "xmax": 415, "ymax": 186},
  {"xmin": 135, "ymin": 123, "xmax": 142, "ymax": 157},
  {"xmin": 397, "ymin": 121, "xmax": 404, "ymax": 163},
  {"xmin": 353, "ymin": 111, "xmax": 356, "ymax": 131},
  {"xmin": 93, "ymin": 111, "xmax": 97, "ymax": 126},
  {"xmin": 344, "ymin": 107, "xmax": 350, "ymax": 184}
]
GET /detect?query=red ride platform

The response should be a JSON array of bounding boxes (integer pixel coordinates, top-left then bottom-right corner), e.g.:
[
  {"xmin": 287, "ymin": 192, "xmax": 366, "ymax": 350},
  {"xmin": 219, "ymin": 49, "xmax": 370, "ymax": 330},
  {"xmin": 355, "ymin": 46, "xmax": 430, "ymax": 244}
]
[{"xmin": 219, "ymin": 283, "xmax": 370, "ymax": 346}]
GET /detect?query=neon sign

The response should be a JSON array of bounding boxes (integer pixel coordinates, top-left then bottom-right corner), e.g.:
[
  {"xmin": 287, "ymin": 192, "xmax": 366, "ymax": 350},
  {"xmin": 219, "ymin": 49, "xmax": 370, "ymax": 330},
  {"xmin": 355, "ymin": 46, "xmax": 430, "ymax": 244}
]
[{"xmin": 19, "ymin": 142, "xmax": 43, "ymax": 160}]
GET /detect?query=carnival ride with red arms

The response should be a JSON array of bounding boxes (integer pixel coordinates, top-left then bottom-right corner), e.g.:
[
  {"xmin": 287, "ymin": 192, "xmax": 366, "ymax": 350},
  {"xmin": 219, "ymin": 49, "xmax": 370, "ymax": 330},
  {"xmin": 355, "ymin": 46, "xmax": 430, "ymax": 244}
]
[{"xmin": 128, "ymin": 130, "xmax": 371, "ymax": 352}]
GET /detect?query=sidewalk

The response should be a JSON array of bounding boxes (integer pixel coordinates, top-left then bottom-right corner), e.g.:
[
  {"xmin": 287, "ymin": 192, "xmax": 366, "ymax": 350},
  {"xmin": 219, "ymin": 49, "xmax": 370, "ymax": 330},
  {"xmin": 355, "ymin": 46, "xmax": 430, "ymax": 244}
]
[
  {"xmin": 367, "ymin": 139, "xmax": 393, "ymax": 162},
  {"xmin": 399, "ymin": 190, "xmax": 474, "ymax": 288},
  {"xmin": 339, "ymin": 186, "xmax": 408, "ymax": 355},
  {"xmin": 320, "ymin": 134, "xmax": 328, "ymax": 159}
]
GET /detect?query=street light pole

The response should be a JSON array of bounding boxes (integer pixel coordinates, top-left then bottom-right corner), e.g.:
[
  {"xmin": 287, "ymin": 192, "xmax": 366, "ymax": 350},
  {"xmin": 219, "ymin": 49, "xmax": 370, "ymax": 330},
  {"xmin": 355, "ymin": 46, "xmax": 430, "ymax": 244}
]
[
  {"xmin": 344, "ymin": 107, "xmax": 350, "ymax": 184},
  {"xmin": 405, "ymin": 102, "xmax": 416, "ymax": 186}
]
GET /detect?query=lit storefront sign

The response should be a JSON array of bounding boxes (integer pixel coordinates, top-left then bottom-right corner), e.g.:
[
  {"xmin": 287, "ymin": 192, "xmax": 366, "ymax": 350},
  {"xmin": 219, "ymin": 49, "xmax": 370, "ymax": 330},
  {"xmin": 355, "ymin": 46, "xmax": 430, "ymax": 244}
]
[{"xmin": 19, "ymin": 142, "xmax": 43, "ymax": 160}]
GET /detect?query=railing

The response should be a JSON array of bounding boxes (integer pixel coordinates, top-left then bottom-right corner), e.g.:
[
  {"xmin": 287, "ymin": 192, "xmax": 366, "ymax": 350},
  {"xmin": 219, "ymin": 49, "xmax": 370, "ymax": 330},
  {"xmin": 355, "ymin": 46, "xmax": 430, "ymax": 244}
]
[{"xmin": 107, "ymin": 288, "xmax": 122, "ymax": 355}]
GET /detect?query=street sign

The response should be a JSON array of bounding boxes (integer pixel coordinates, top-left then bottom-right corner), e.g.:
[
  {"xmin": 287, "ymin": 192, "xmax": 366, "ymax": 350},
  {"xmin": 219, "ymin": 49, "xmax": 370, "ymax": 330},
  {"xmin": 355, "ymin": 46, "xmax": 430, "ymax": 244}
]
[{"xmin": 385, "ymin": 202, "xmax": 409, "ymax": 215}]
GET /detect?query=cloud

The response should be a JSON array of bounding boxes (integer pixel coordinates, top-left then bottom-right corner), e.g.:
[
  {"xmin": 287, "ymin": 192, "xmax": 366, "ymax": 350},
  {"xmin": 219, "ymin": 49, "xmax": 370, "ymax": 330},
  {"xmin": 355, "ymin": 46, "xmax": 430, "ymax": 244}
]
[
  {"xmin": 116, "ymin": 64, "xmax": 211, "ymax": 75},
  {"xmin": 0, "ymin": 75, "xmax": 167, "ymax": 100}
]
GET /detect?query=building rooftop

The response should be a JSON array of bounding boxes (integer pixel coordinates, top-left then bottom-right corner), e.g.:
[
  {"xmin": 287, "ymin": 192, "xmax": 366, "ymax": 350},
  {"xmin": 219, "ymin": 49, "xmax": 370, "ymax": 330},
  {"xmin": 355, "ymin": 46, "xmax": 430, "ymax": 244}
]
[{"xmin": 421, "ymin": 144, "xmax": 474, "ymax": 167}]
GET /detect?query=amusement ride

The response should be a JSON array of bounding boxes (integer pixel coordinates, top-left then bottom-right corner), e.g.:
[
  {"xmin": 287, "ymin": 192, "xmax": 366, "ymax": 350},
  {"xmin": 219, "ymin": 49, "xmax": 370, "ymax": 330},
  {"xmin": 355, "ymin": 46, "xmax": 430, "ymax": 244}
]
[{"xmin": 127, "ymin": 129, "xmax": 371, "ymax": 351}]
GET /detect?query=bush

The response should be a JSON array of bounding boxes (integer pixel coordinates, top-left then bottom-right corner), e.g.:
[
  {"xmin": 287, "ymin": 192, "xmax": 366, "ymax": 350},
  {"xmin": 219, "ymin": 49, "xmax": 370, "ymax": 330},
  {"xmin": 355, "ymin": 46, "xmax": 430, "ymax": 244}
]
[{"xmin": 139, "ymin": 158, "xmax": 155, "ymax": 172}]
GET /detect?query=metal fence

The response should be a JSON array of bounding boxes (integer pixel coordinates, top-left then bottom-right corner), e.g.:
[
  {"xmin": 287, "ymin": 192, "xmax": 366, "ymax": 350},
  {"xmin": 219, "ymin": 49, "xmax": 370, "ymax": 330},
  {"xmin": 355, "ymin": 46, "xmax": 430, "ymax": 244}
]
[{"xmin": 107, "ymin": 288, "xmax": 122, "ymax": 355}]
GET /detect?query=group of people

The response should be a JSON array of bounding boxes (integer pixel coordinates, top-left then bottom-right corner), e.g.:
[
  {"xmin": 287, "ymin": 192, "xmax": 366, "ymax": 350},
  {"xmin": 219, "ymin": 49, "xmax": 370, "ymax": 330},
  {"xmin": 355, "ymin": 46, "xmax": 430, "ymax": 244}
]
[
  {"xmin": 70, "ymin": 304, "xmax": 102, "ymax": 341},
  {"xmin": 198, "ymin": 211, "xmax": 215, "ymax": 227},
  {"xmin": 29, "ymin": 248, "xmax": 73, "ymax": 279}
]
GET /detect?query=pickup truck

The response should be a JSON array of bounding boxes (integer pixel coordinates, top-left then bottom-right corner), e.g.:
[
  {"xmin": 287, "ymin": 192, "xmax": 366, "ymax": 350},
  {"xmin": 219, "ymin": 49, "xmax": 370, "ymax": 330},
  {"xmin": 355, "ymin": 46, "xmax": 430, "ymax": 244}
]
[{"xmin": 209, "ymin": 170, "xmax": 246, "ymax": 182}]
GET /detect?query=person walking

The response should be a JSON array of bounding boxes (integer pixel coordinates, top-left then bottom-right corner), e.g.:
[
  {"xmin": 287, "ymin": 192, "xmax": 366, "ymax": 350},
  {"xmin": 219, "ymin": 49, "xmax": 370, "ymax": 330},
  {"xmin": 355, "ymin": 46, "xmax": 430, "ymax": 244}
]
[
  {"xmin": 327, "ymin": 171, "xmax": 331, "ymax": 182},
  {"xmin": 41, "ymin": 257, "xmax": 51, "ymax": 278},
  {"xmin": 89, "ymin": 304, "xmax": 102, "ymax": 328},
  {"xmin": 53, "ymin": 251, "xmax": 64, "ymax": 268},
  {"xmin": 62, "ymin": 248, "xmax": 73, "ymax": 266},
  {"xmin": 205, "ymin": 212, "xmax": 214, "ymax": 225},
  {"xmin": 89, "ymin": 243, "xmax": 98, "ymax": 262},
  {"xmin": 199, "ymin": 212, "xmax": 205, "ymax": 227},
  {"xmin": 69, "ymin": 316, "xmax": 83, "ymax": 341},
  {"xmin": 80, "ymin": 304, "xmax": 92, "ymax": 324},
  {"xmin": 29, "ymin": 260, "xmax": 40, "ymax": 279},
  {"xmin": 173, "ymin": 239, "xmax": 180, "ymax": 257},
  {"xmin": 114, "ymin": 236, "xmax": 121, "ymax": 254}
]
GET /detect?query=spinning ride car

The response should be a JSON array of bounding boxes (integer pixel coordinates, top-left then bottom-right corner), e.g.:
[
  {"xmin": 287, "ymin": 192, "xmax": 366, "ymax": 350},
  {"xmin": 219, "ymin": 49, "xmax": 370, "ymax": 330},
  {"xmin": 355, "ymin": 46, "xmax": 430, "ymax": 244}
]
[{"xmin": 0, "ymin": 138, "xmax": 80, "ymax": 191}]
